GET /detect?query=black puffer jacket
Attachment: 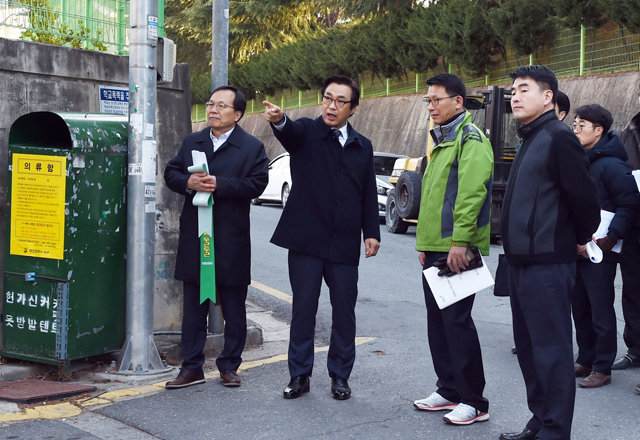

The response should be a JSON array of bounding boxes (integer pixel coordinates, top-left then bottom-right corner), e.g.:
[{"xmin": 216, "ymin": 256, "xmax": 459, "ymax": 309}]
[{"xmin": 585, "ymin": 131, "xmax": 639, "ymax": 242}]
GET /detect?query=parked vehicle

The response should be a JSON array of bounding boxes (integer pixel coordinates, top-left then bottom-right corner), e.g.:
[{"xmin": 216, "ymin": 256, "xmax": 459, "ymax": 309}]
[
  {"xmin": 252, "ymin": 152, "xmax": 291, "ymax": 207},
  {"xmin": 253, "ymin": 151, "xmax": 405, "ymax": 219},
  {"xmin": 385, "ymin": 86, "xmax": 518, "ymax": 237},
  {"xmin": 374, "ymin": 152, "xmax": 407, "ymax": 221},
  {"xmin": 376, "ymin": 177, "xmax": 393, "ymax": 219}
]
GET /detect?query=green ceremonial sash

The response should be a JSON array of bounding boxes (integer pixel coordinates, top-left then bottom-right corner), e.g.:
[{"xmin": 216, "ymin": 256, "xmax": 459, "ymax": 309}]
[{"xmin": 188, "ymin": 153, "xmax": 216, "ymax": 304}]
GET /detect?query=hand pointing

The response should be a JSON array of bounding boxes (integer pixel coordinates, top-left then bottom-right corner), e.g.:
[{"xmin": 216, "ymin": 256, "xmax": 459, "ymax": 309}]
[{"xmin": 263, "ymin": 101, "xmax": 284, "ymax": 124}]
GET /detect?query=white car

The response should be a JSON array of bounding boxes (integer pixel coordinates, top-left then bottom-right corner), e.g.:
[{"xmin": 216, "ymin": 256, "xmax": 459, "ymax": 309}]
[
  {"xmin": 253, "ymin": 152, "xmax": 401, "ymax": 219},
  {"xmin": 252, "ymin": 153, "xmax": 292, "ymax": 207},
  {"xmin": 376, "ymin": 177, "xmax": 394, "ymax": 219}
]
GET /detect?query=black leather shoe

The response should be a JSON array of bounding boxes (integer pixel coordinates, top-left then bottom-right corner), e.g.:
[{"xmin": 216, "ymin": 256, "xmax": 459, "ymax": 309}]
[
  {"xmin": 612, "ymin": 353, "xmax": 640, "ymax": 370},
  {"xmin": 331, "ymin": 376, "xmax": 351, "ymax": 400},
  {"xmin": 283, "ymin": 374, "xmax": 310, "ymax": 399},
  {"xmin": 499, "ymin": 428, "xmax": 537, "ymax": 440}
]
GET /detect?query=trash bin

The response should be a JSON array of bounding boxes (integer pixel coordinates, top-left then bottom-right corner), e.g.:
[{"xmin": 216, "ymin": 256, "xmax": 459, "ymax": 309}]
[{"xmin": 1, "ymin": 112, "xmax": 128, "ymax": 367}]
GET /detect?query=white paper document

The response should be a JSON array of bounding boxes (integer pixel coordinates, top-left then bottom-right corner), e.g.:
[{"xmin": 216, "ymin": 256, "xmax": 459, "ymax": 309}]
[
  {"xmin": 593, "ymin": 210, "xmax": 622, "ymax": 253},
  {"xmin": 423, "ymin": 255, "xmax": 495, "ymax": 310},
  {"xmin": 632, "ymin": 170, "xmax": 640, "ymax": 193},
  {"xmin": 585, "ymin": 240, "xmax": 603, "ymax": 263}
]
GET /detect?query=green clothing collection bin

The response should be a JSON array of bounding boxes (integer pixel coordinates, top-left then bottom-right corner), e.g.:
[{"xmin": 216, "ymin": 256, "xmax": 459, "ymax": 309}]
[{"xmin": 1, "ymin": 112, "xmax": 128, "ymax": 366}]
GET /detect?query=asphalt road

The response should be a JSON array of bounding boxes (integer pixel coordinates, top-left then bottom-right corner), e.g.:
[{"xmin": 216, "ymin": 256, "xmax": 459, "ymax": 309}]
[{"xmin": 1, "ymin": 204, "xmax": 639, "ymax": 439}]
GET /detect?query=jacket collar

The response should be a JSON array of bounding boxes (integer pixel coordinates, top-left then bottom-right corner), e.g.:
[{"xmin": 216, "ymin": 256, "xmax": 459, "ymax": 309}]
[
  {"xmin": 517, "ymin": 110, "xmax": 557, "ymax": 140},
  {"xmin": 430, "ymin": 111, "xmax": 466, "ymax": 145}
]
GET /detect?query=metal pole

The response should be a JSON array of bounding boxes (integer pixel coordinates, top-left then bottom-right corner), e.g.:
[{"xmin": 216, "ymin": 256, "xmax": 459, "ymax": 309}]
[
  {"xmin": 158, "ymin": 0, "xmax": 165, "ymax": 37},
  {"xmin": 117, "ymin": 1, "xmax": 126, "ymax": 55},
  {"xmin": 579, "ymin": 24, "xmax": 585, "ymax": 76},
  {"xmin": 211, "ymin": 0, "xmax": 229, "ymax": 90},
  {"xmin": 119, "ymin": 0, "xmax": 165, "ymax": 373},
  {"xmin": 208, "ymin": 0, "xmax": 229, "ymax": 335}
]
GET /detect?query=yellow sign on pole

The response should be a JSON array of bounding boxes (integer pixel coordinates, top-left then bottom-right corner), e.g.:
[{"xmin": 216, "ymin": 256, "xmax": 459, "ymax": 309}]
[{"xmin": 10, "ymin": 153, "xmax": 67, "ymax": 260}]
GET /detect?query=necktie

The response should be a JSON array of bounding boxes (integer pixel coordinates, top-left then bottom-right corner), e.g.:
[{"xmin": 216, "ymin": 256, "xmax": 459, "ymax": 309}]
[{"xmin": 332, "ymin": 129, "xmax": 343, "ymax": 147}]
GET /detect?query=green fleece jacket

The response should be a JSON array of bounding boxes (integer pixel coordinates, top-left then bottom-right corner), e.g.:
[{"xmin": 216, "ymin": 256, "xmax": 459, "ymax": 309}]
[{"xmin": 415, "ymin": 111, "xmax": 493, "ymax": 255}]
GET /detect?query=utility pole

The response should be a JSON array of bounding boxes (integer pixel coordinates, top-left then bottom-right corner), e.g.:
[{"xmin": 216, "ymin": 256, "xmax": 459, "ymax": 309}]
[
  {"xmin": 207, "ymin": 0, "xmax": 229, "ymax": 335},
  {"xmin": 119, "ymin": 0, "xmax": 166, "ymax": 373}
]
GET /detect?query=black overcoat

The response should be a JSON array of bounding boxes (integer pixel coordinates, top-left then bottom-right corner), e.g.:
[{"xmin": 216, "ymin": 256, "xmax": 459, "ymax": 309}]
[
  {"xmin": 270, "ymin": 116, "xmax": 380, "ymax": 266},
  {"xmin": 164, "ymin": 125, "xmax": 269, "ymax": 286}
]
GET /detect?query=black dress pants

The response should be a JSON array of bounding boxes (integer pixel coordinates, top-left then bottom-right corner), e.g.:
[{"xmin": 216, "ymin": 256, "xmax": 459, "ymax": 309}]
[
  {"xmin": 421, "ymin": 252, "xmax": 489, "ymax": 413},
  {"xmin": 509, "ymin": 262, "xmax": 575, "ymax": 440},
  {"xmin": 181, "ymin": 281, "xmax": 248, "ymax": 373},
  {"xmin": 571, "ymin": 258, "xmax": 617, "ymax": 375},
  {"xmin": 287, "ymin": 250, "xmax": 359, "ymax": 379},
  {"xmin": 621, "ymin": 227, "xmax": 640, "ymax": 358}
]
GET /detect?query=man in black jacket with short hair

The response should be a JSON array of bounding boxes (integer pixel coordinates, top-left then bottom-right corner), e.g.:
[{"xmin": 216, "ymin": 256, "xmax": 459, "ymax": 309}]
[
  {"xmin": 571, "ymin": 104, "xmax": 639, "ymax": 388},
  {"xmin": 263, "ymin": 75, "xmax": 380, "ymax": 401},
  {"xmin": 500, "ymin": 66, "xmax": 600, "ymax": 440}
]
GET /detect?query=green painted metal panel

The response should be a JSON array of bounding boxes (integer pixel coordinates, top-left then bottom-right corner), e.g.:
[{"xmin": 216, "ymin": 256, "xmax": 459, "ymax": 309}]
[{"xmin": 2, "ymin": 112, "xmax": 128, "ymax": 366}]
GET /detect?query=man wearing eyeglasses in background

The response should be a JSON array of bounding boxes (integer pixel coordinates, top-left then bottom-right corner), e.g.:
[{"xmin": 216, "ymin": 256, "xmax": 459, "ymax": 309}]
[
  {"xmin": 263, "ymin": 75, "xmax": 380, "ymax": 401},
  {"xmin": 411, "ymin": 73, "xmax": 493, "ymax": 426},
  {"xmin": 570, "ymin": 104, "xmax": 638, "ymax": 389},
  {"xmin": 164, "ymin": 85, "xmax": 269, "ymax": 389}
]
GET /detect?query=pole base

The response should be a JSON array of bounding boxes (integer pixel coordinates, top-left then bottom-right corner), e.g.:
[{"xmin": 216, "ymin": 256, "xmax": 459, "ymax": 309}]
[{"xmin": 117, "ymin": 334, "xmax": 171, "ymax": 374}]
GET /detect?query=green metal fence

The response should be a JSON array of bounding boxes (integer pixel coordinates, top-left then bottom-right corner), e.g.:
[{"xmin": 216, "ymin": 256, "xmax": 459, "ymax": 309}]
[
  {"xmin": 0, "ymin": 0, "xmax": 165, "ymax": 55},
  {"xmin": 193, "ymin": 20, "xmax": 639, "ymax": 121}
]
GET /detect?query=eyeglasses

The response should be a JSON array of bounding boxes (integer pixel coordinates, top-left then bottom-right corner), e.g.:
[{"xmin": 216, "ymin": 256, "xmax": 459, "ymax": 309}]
[
  {"xmin": 322, "ymin": 95, "xmax": 351, "ymax": 108},
  {"xmin": 422, "ymin": 95, "xmax": 457, "ymax": 106},
  {"xmin": 572, "ymin": 123, "xmax": 597, "ymax": 133},
  {"xmin": 205, "ymin": 101, "xmax": 235, "ymax": 110}
]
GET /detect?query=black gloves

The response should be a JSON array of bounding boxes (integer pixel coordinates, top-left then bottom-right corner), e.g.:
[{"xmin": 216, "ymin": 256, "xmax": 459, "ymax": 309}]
[{"xmin": 432, "ymin": 246, "xmax": 483, "ymax": 277}]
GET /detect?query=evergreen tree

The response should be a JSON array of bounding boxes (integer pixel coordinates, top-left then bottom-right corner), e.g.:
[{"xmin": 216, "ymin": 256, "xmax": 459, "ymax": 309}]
[
  {"xmin": 427, "ymin": 0, "xmax": 504, "ymax": 76},
  {"xmin": 609, "ymin": 0, "xmax": 640, "ymax": 33},
  {"xmin": 488, "ymin": 0, "xmax": 557, "ymax": 57},
  {"xmin": 550, "ymin": 0, "xmax": 607, "ymax": 28}
]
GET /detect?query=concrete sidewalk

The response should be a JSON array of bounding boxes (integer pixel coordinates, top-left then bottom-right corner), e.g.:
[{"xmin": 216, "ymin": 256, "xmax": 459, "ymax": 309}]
[{"xmin": 0, "ymin": 298, "xmax": 290, "ymax": 415}]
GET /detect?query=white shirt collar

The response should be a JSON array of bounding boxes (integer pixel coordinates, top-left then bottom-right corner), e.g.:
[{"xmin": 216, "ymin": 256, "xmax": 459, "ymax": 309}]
[{"xmin": 210, "ymin": 127, "xmax": 235, "ymax": 151}]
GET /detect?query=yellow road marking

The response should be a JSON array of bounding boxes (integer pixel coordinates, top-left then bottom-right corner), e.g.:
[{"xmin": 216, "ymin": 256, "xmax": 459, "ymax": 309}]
[
  {"xmin": 251, "ymin": 280, "xmax": 292, "ymax": 303},
  {"xmin": 0, "ymin": 402, "xmax": 81, "ymax": 423},
  {"xmin": 0, "ymin": 337, "xmax": 376, "ymax": 423}
]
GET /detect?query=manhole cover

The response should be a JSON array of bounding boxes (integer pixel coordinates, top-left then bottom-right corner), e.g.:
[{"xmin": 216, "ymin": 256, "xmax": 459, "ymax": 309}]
[{"xmin": 0, "ymin": 379, "xmax": 96, "ymax": 404}]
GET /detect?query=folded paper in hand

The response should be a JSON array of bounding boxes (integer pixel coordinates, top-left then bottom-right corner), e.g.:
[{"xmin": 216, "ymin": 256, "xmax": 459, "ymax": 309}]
[
  {"xmin": 423, "ymin": 255, "xmax": 495, "ymax": 309},
  {"xmin": 593, "ymin": 210, "xmax": 622, "ymax": 253}
]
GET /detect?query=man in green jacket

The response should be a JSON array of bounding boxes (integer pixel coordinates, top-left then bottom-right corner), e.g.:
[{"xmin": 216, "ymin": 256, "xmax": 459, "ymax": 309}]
[{"xmin": 412, "ymin": 73, "xmax": 493, "ymax": 426}]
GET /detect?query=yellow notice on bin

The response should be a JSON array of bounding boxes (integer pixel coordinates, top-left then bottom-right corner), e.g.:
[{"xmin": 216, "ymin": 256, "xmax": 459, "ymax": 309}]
[{"xmin": 10, "ymin": 153, "xmax": 67, "ymax": 260}]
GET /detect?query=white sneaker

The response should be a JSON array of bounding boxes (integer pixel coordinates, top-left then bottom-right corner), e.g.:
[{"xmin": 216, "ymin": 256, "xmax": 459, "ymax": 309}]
[
  {"xmin": 413, "ymin": 392, "xmax": 457, "ymax": 411},
  {"xmin": 443, "ymin": 403, "xmax": 489, "ymax": 425}
]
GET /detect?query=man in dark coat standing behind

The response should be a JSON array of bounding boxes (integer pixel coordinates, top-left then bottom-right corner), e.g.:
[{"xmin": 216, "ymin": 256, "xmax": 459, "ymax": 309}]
[
  {"xmin": 164, "ymin": 85, "xmax": 269, "ymax": 389},
  {"xmin": 263, "ymin": 75, "xmax": 380, "ymax": 401}
]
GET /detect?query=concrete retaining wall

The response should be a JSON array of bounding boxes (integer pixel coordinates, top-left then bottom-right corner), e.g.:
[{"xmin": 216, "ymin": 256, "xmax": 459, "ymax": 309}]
[{"xmin": 218, "ymin": 70, "xmax": 640, "ymax": 160}]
